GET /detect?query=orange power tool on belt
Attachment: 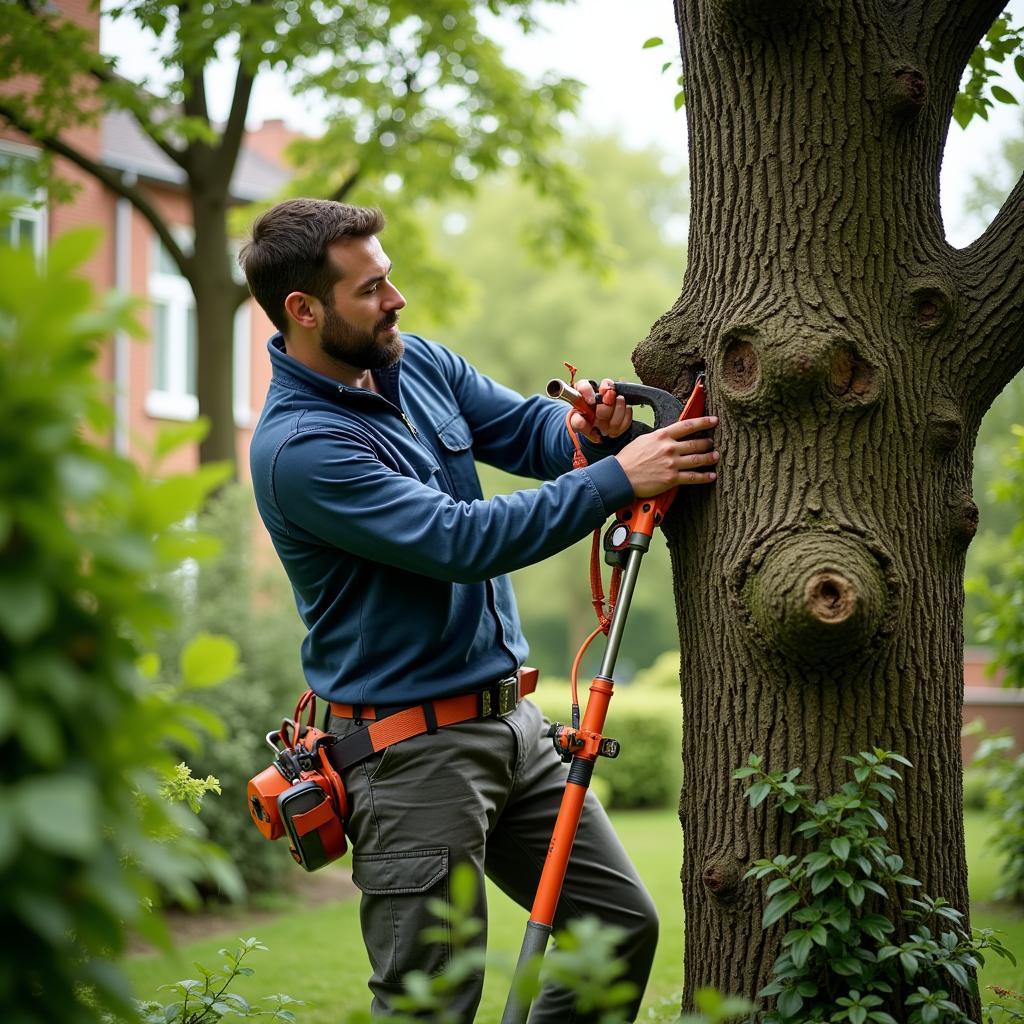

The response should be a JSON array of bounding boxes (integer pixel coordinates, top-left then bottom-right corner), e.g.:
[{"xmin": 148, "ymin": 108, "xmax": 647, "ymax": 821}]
[{"xmin": 501, "ymin": 372, "xmax": 707, "ymax": 1024}]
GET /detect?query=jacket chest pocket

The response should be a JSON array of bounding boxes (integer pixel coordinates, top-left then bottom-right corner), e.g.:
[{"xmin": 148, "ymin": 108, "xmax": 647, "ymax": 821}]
[{"xmin": 434, "ymin": 411, "xmax": 482, "ymax": 501}]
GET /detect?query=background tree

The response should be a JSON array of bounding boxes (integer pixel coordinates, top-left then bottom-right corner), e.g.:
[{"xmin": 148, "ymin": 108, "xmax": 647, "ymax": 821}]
[
  {"xmin": 630, "ymin": 0, "xmax": 1024, "ymax": 1012},
  {"xmin": 0, "ymin": 0, "xmax": 600, "ymax": 471},
  {"xmin": 419, "ymin": 132, "xmax": 688, "ymax": 676}
]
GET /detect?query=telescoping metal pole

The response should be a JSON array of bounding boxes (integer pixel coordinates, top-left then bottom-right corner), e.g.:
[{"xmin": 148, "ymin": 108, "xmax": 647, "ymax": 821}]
[{"xmin": 500, "ymin": 544, "xmax": 647, "ymax": 1024}]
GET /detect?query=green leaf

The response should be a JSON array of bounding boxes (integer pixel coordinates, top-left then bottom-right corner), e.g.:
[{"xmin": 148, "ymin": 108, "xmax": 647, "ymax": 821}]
[
  {"xmin": 1015, "ymin": 54, "xmax": 1024, "ymax": 82},
  {"xmin": 832, "ymin": 956, "xmax": 861, "ymax": 975},
  {"xmin": 153, "ymin": 419, "xmax": 211, "ymax": 461},
  {"xmin": 46, "ymin": 227, "xmax": 101, "ymax": 278},
  {"xmin": 991, "ymin": 85, "xmax": 1019, "ymax": 104},
  {"xmin": 642, "ymin": 36, "xmax": 663, "ymax": 48},
  {"xmin": 748, "ymin": 782, "xmax": 771, "ymax": 807},
  {"xmin": 674, "ymin": 90, "xmax": 686, "ymax": 111},
  {"xmin": 179, "ymin": 633, "xmax": 241, "ymax": 689},
  {"xmin": 776, "ymin": 987, "xmax": 804, "ymax": 1017},
  {"xmin": 789, "ymin": 932, "xmax": 813, "ymax": 968},
  {"xmin": 763, "ymin": 891, "xmax": 801, "ymax": 928},
  {"xmin": 137, "ymin": 652, "xmax": 161, "ymax": 679},
  {"xmin": 811, "ymin": 870, "xmax": 835, "ymax": 895},
  {"xmin": 900, "ymin": 950, "xmax": 919, "ymax": 979},
  {"xmin": 0, "ymin": 575, "xmax": 55, "ymax": 643},
  {"xmin": 15, "ymin": 775, "xmax": 100, "ymax": 857},
  {"xmin": 831, "ymin": 836, "xmax": 851, "ymax": 861},
  {"xmin": 953, "ymin": 94, "xmax": 976, "ymax": 129}
]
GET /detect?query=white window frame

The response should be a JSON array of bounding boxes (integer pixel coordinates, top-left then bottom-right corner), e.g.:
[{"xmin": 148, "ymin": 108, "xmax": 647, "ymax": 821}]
[
  {"xmin": 146, "ymin": 228, "xmax": 253, "ymax": 427},
  {"xmin": 146, "ymin": 226, "xmax": 197, "ymax": 421},
  {"xmin": 0, "ymin": 140, "xmax": 47, "ymax": 265},
  {"xmin": 232, "ymin": 302, "xmax": 253, "ymax": 428}
]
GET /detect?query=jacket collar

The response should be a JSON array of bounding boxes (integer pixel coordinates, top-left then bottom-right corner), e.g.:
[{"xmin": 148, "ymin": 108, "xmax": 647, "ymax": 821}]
[{"xmin": 268, "ymin": 333, "xmax": 404, "ymax": 406}]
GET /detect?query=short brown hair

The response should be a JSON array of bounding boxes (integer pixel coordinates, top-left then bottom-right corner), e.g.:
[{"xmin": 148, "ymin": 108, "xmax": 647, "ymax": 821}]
[{"xmin": 239, "ymin": 199, "xmax": 386, "ymax": 332}]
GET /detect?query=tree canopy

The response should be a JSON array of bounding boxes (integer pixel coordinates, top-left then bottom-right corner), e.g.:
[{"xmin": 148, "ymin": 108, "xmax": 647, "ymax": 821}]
[{"xmin": 0, "ymin": 0, "xmax": 603, "ymax": 467}]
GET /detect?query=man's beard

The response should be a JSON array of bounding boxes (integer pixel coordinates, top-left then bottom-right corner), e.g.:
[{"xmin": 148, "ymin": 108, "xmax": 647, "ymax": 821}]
[{"xmin": 320, "ymin": 302, "xmax": 404, "ymax": 370}]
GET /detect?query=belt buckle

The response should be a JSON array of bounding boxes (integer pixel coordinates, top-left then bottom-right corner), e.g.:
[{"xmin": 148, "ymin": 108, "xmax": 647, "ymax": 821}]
[{"xmin": 496, "ymin": 676, "xmax": 518, "ymax": 717}]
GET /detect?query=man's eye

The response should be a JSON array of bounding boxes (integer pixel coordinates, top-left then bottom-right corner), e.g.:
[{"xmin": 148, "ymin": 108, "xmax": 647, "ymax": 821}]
[{"xmin": 366, "ymin": 284, "xmax": 378, "ymax": 294}]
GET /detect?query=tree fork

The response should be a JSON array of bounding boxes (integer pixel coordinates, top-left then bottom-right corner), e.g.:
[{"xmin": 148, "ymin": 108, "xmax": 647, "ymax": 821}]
[{"xmin": 635, "ymin": 0, "xmax": 1024, "ymax": 1009}]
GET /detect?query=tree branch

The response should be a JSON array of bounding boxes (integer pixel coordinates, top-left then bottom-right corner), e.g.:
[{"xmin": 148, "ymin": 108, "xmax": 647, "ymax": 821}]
[
  {"xmin": 183, "ymin": 69, "xmax": 210, "ymax": 128},
  {"xmin": 973, "ymin": 169, "xmax": 1024, "ymax": 264},
  {"xmin": 955, "ymin": 172, "xmax": 1024, "ymax": 412},
  {"xmin": 0, "ymin": 103, "xmax": 194, "ymax": 278},
  {"xmin": 231, "ymin": 278, "xmax": 253, "ymax": 312},
  {"xmin": 87, "ymin": 65, "xmax": 190, "ymax": 172},
  {"xmin": 329, "ymin": 168, "xmax": 362, "ymax": 202},
  {"xmin": 915, "ymin": 0, "xmax": 1008, "ymax": 88},
  {"xmin": 914, "ymin": 0, "xmax": 1006, "ymax": 41},
  {"xmin": 219, "ymin": 63, "xmax": 256, "ymax": 175}
]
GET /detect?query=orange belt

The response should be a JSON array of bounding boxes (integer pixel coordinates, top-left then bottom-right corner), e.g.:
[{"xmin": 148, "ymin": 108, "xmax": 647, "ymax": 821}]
[{"xmin": 324, "ymin": 668, "xmax": 539, "ymax": 773}]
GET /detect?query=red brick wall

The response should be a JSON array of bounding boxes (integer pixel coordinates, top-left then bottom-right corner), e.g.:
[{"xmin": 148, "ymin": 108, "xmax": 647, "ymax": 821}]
[{"xmin": 962, "ymin": 648, "xmax": 1024, "ymax": 761}]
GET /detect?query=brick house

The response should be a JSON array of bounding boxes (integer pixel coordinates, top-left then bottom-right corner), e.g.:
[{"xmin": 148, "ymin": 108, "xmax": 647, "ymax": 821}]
[{"xmin": 0, "ymin": 0, "xmax": 291, "ymax": 475}]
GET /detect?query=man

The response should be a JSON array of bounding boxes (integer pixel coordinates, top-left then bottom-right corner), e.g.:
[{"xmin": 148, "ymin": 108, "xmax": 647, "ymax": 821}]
[{"xmin": 241, "ymin": 198, "xmax": 719, "ymax": 1021}]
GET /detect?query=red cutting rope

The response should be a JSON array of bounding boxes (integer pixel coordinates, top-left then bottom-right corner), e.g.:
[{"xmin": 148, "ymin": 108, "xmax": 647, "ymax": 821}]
[{"xmin": 564, "ymin": 393, "xmax": 622, "ymax": 714}]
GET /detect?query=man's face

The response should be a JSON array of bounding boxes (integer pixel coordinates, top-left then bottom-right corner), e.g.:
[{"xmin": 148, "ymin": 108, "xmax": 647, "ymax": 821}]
[{"xmin": 318, "ymin": 235, "xmax": 407, "ymax": 370}]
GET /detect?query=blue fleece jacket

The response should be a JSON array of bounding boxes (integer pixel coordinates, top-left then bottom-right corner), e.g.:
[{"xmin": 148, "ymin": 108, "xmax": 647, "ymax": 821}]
[{"xmin": 249, "ymin": 332, "xmax": 635, "ymax": 706}]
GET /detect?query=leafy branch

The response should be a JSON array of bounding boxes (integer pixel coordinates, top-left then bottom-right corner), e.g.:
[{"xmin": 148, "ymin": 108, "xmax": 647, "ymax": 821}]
[{"xmin": 734, "ymin": 751, "xmax": 1016, "ymax": 1023}]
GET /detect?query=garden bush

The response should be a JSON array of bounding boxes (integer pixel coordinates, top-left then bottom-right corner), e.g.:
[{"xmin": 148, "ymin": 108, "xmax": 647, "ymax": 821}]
[
  {"xmin": 152, "ymin": 484, "xmax": 310, "ymax": 898},
  {"xmin": 736, "ymin": 751, "xmax": 1015, "ymax": 1023},
  {"xmin": 0, "ymin": 222, "xmax": 239, "ymax": 1023},
  {"xmin": 533, "ymin": 676, "xmax": 682, "ymax": 809},
  {"xmin": 969, "ymin": 729, "xmax": 1024, "ymax": 904},
  {"xmin": 968, "ymin": 424, "xmax": 1024, "ymax": 689}
]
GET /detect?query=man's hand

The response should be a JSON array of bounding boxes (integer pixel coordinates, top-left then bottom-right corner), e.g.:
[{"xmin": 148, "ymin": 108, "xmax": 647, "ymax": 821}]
[
  {"xmin": 614, "ymin": 416, "xmax": 720, "ymax": 498},
  {"xmin": 569, "ymin": 378, "xmax": 633, "ymax": 443}
]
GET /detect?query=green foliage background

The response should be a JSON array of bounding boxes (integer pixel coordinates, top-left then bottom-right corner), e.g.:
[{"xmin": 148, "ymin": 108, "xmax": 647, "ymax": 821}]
[
  {"xmin": 153, "ymin": 486, "xmax": 310, "ymax": 897},
  {"xmin": 0, "ymin": 222, "xmax": 240, "ymax": 1023},
  {"xmin": 397, "ymin": 133, "xmax": 689, "ymax": 679}
]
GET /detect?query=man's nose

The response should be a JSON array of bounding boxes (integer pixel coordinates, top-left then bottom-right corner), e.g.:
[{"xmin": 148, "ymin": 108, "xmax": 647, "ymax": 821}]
[{"xmin": 384, "ymin": 283, "xmax": 406, "ymax": 311}]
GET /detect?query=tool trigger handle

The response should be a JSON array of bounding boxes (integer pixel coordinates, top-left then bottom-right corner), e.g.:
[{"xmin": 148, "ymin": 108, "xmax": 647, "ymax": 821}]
[{"xmin": 610, "ymin": 381, "xmax": 684, "ymax": 432}]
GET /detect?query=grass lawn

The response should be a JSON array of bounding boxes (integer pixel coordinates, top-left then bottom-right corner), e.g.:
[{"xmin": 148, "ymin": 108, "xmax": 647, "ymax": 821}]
[{"xmin": 123, "ymin": 809, "xmax": 1024, "ymax": 1020}]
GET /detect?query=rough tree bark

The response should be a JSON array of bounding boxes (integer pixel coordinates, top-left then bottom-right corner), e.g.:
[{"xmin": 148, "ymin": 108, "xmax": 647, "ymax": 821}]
[{"xmin": 631, "ymin": 0, "xmax": 1024, "ymax": 1007}]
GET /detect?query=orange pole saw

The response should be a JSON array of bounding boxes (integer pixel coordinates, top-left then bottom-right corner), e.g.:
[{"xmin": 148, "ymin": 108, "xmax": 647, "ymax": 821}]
[{"xmin": 501, "ymin": 373, "xmax": 707, "ymax": 1024}]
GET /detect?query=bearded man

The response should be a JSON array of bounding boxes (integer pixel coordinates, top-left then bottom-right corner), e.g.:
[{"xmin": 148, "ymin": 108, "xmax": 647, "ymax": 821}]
[{"xmin": 240, "ymin": 198, "xmax": 719, "ymax": 1022}]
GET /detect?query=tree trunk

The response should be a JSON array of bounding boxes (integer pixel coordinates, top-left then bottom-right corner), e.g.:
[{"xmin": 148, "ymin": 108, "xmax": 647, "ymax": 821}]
[
  {"xmin": 190, "ymin": 183, "xmax": 245, "ymax": 475},
  {"xmin": 632, "ymin": 0, "xmax": 1024, "ymax": 1008}
]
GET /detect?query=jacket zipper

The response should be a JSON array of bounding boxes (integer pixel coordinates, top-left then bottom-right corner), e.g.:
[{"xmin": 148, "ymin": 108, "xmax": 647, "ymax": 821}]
[
  {"xmin": 400, "ymin": 411, "xmax": 419, "ymax": 438},
  {"xmin": 337, "ymin": 384, "xmax": 418, "ymax": 438}
]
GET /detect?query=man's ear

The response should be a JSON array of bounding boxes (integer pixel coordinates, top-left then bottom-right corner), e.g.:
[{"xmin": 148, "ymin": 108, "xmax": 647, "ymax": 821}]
[{"xmin": 283, "ymin": 291, "xmax": 319, "ymax": 331}]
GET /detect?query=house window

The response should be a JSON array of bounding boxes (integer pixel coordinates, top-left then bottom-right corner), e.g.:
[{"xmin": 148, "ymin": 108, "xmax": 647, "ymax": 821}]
[
  {"xmin": 146, "ymin": 231, "xmax": 198, "ymax": 421},
  {"xmin": 0, "ymin": 142, "xmax": 47, "ymax": 263},
  {"xmin": 146, "ymin": 233, "xmax": 252, "ymax": 425}
]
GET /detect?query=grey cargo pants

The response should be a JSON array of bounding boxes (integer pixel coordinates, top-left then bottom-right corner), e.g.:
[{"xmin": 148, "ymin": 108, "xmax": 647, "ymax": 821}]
[{"xmin": 330, "ymin": 696, "xmax": 659, "ymax": 1022}]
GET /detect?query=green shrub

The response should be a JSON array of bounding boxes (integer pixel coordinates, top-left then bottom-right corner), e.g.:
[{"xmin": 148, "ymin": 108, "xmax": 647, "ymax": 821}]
[
  {"xmin": 967, "ymin": 424, "xmax": 1024, "ymax": 688},
  {"xmin": 533, "ymin": 680, "xmax": 682, "ymax": 809},
  {"xmin": 632, "ymin": 650, "xmax": 684, "ymax": 689},
  {"xmin": 736, "ymin": 751, "xmax": 1015, "ymax": 1023},
  {"xmin": 0, "ymin": 225, "xmax": 239, "ymax": 1022},
  {"xmin": 152, "ymin": 484, "xmax": 310, "ymax": 898},
  {"xmin": 970, "ymin": 730, "xmax": 1024, "ymax": 904},
  {"xmin": 132, "ymin": 938, "xmax": 303, "ymax": 1024}
]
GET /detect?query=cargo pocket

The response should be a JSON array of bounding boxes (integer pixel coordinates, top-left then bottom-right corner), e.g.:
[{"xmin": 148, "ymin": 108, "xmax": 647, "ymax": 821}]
[
  {"xmin": 434, "ymin": 411, "xmax": 482, "ymax": 501},
  {"xmin": 352, "ymin": 847, "xmax": 450, "ymax": 982}
]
